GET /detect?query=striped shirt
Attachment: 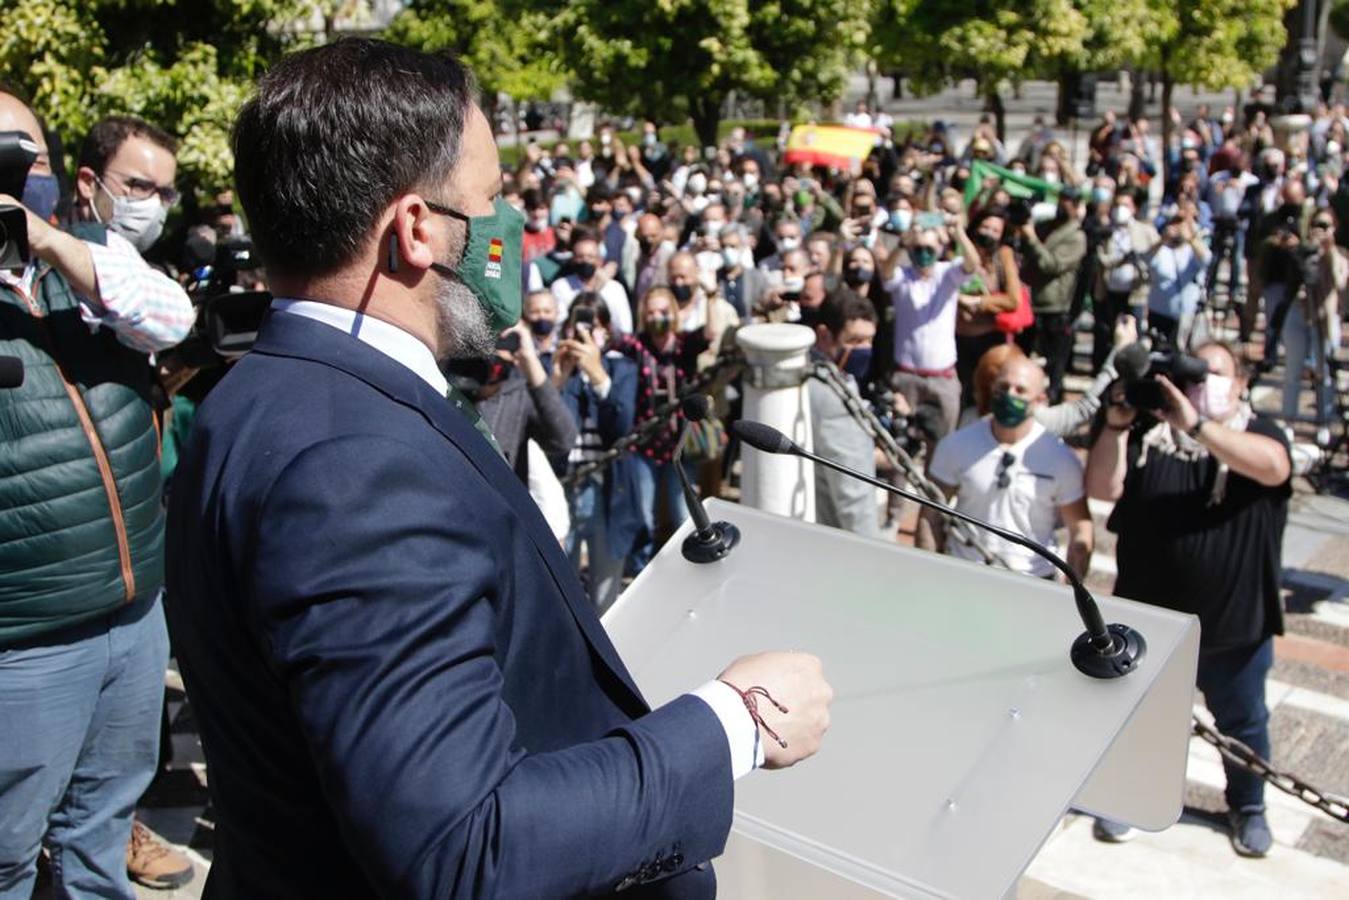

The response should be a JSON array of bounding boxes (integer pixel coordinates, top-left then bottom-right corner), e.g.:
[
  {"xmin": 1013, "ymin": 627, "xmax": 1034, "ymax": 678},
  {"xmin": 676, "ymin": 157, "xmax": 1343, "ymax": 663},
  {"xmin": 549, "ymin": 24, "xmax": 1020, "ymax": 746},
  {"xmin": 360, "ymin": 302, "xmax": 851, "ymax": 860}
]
[{"xmin": 2, "ymin": 229, "xmax": 194, "ymax": 354}]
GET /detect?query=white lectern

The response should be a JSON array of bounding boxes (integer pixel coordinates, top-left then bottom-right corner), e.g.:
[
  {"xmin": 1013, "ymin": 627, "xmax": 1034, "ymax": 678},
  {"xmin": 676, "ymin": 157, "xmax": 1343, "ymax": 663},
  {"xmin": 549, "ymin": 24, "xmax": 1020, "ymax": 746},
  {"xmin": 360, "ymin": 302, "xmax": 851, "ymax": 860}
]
[{"xmin": 603, "ymin": 500, "xmax": 1200, "ymax": 899}]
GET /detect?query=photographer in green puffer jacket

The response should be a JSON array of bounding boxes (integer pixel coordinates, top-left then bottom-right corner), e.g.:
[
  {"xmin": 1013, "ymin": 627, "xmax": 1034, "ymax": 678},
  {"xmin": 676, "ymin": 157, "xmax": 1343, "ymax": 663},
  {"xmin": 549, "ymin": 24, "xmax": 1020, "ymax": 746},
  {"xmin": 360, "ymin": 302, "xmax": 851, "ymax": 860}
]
[{"xmin": 0, "ymin": 89, "xmax": 194, "ymax": 898}]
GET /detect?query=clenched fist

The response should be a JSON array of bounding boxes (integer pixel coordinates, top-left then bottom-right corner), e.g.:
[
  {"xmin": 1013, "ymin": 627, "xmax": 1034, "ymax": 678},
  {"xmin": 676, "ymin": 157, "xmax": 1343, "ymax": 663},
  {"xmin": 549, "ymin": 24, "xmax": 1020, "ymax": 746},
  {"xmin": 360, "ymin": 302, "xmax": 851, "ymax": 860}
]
[{"xmin": 718, "ymin": 651, "xmax": 833, "ymax": 769}]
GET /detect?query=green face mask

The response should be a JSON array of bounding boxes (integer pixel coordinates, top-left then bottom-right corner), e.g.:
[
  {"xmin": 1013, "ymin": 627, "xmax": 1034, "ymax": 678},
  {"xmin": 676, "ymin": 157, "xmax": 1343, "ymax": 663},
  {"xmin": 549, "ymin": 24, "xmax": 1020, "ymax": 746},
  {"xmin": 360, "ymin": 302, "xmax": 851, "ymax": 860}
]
[
  {"xmin": 427, "ymin": 197, "xmax": 525, "ymax": 332},
  {"xmin": 990, "ymin": 390, "xmax": 1032, "ymax": 428},
  {"xmin": 911, "ymin": 245, "xmax": 937, "ymax": 268}
]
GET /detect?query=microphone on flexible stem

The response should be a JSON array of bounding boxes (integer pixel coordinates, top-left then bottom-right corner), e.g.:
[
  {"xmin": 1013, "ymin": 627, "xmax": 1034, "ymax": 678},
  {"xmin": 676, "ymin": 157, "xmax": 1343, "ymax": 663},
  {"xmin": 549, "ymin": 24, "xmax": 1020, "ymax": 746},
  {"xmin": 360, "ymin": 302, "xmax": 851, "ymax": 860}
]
[
  {"xmin": 674, "ymin": 394, "xmax": 740, "ymax": 563},
  {"xmin": 731, "ymin": 419, "xmax": 1146, "ymax": 679},
  {"xmin": 0, "ymin": 355, "xmax": 23, "ymax": 389}
]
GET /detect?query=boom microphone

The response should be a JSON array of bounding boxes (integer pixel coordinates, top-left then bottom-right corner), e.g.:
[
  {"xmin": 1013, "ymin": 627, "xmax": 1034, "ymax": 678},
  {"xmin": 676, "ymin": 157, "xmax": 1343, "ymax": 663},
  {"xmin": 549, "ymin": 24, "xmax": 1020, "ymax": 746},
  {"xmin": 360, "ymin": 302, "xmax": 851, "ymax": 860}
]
[
  {"xmin": 732, "ymin": 419, "xmax": 1146, "ymax": 679},
  {"xmin": 674, "ymin": 394, "xmax": 740, "ymax": 563}
]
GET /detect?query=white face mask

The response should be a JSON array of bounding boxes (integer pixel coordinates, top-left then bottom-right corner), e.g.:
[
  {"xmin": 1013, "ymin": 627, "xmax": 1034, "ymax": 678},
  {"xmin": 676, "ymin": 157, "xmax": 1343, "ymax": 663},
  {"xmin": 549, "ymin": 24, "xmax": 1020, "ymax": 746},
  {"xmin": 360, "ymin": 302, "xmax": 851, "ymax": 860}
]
[
  {"xmin": 781, "ymin": 275, "xmax": 805, "ymax": 294},
  {"xmin": 742, "ymin": 172, "xmax": 759, "ymax": 190},
  {"xmin": 722, "ymin": 246, "xmax": 743, "ymax": 269},
  {"xmin": 687, "ymin": 173, "xmax": 707, "ymax": 195},
  {"xmin": 1191, "ymin": 373, "xmax": 1236, "ymax": 421},
  {"xmin": 1112, "ymin": 205, "xmax": 1134, "ymax": 226},
  {"xmin": 778, "ymin": 236, "xmax": 800, "ymax": 251},
  {"xmin": 95, "ymin": 178, "xmax": 167, "ymax": 253},
  {"xmin": 703, "ymin": 219, "xmax": 724, "ymax": 236}
]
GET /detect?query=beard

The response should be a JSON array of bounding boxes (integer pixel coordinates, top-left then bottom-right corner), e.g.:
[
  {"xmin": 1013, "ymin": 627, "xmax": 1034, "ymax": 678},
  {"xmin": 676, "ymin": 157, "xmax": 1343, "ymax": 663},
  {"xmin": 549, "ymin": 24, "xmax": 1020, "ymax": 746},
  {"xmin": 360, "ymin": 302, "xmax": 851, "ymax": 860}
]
[{"xmin": 432, "ymin": 276, "xmax": 496, "ymax": 362}]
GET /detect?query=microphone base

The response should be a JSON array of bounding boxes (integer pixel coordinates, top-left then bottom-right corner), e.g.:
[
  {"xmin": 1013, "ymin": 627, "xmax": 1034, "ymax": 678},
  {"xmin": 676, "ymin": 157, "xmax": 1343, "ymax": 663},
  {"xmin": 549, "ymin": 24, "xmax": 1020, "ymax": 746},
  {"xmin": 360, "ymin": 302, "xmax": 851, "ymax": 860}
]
[
  {"xmin": 1071, "ymin": 623, "xmax": 1148, "ymax": 679},
  {"xmin": 681, "ymin": 522, "xmax": 741, "ymax": 564}
]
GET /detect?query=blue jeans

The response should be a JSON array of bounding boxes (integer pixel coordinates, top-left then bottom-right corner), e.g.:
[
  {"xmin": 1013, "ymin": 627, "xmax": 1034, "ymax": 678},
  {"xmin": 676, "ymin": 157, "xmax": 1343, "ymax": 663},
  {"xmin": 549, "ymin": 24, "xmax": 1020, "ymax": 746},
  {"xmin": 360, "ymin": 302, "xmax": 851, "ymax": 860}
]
[
  {"xmin": 0, "ymin": 592, "xmax": 169, "ymax": 899},
  {"xmin": 628, "ymin": 457, "xmax": 696, "ymax": 574},
  {"xmin": 566, "ymin": 475, "xmax": 625, "ymax": 613},
  {"xmin": 1281, "ymin": 301, "xmax": 1340, "ymax": 425},
  {"xmin": 1196, "ymin": 637, "xmax": 1273, "ymax": 812}
]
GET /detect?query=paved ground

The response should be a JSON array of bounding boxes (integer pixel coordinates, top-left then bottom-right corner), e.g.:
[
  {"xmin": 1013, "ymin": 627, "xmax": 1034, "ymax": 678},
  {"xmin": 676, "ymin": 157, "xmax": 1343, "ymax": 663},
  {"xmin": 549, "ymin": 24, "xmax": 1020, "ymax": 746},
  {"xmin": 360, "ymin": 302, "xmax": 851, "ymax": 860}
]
[{"xmin": 69, "ymin": 80, "xmax": 1347, "ymax": 899}]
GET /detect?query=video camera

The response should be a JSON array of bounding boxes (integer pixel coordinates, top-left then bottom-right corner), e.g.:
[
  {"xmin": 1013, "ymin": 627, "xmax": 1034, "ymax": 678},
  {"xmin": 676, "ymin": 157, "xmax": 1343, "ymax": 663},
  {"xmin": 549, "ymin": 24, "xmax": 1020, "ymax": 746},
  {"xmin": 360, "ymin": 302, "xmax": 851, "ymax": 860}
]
[
  {"xmin": 870, "ymin": 385, "xmax": 947, "ymax": 457},
  {"xmin": 165, "ymin": 238, "xmax": 271, "ymax": 368},
  {"xmin": 1114, "ymin": 336, "xmax": 1209, "ymax": 411},
  {"xmin": 0, "ymin": 130, "xmax": 40, "ymax": 269}
]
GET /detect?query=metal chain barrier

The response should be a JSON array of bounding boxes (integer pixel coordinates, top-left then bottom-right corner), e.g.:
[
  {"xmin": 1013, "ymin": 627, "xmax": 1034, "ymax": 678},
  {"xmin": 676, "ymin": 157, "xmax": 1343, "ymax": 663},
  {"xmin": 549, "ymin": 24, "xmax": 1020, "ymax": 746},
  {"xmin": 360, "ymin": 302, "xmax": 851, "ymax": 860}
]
[
  {"xmin": 1192, "ymin": 717, "xmax": 1349, "ymax": 823},
  {"xmin": 807, "ymin": 361, "xmax": 1010, "ymax": 568}
]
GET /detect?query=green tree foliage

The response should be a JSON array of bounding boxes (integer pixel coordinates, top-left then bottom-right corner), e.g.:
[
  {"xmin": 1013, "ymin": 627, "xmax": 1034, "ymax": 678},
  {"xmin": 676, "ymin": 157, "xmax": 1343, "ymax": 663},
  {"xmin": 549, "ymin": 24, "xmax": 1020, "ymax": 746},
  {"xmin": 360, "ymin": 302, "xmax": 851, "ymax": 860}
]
[
  {"xmin": 1137, "ymin": 0, "xmax": 1292, "ymax": 176},
  {"xmin": 383, "ymin": 1, "xmax": 568, "ymax": 104},
  {"xmin": 0, "ymin": 0, "xmax": 349, "ymax": 195},
  {"xmin": 553, "ymin": 0, "xmax": 872, "ymax": 148},
  {"xmin": 872, "ymin": 0, "xmax": 1089, "ymax": 139}
]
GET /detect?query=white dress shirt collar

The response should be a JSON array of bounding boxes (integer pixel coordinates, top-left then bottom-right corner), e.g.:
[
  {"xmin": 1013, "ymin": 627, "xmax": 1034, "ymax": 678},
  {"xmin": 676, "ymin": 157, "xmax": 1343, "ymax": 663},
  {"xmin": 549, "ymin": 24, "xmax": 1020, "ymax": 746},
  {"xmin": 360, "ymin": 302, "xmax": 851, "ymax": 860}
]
[{"xmin": 271, "ymin": 298, "xmax": 448, "ymax": 396}]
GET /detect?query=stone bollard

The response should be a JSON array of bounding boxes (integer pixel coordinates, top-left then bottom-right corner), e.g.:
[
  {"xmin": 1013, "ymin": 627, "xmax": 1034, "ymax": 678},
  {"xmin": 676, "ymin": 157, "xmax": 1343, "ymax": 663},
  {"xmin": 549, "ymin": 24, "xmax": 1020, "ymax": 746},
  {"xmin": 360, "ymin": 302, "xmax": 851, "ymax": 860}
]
[{"xmin": 735, "ymin": 323, "xmax": 816, "ymax": 521}]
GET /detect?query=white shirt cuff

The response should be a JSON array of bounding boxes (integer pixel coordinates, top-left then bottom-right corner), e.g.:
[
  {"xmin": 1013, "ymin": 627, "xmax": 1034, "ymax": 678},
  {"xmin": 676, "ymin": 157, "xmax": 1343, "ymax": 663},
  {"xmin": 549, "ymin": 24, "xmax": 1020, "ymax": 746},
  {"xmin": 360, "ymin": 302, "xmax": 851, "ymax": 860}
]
[{"xmin": 690, "ymin": 680, "xmax": 764, "ymax": 780}]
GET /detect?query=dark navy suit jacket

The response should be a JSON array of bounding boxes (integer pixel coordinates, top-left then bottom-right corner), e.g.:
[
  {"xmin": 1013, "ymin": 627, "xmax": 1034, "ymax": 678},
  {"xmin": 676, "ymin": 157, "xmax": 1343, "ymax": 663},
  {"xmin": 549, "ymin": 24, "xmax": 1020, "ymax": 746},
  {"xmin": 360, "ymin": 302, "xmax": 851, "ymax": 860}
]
[{"xmin": 165, "ymin": 312, "xmax": 732, "ymax": 899}]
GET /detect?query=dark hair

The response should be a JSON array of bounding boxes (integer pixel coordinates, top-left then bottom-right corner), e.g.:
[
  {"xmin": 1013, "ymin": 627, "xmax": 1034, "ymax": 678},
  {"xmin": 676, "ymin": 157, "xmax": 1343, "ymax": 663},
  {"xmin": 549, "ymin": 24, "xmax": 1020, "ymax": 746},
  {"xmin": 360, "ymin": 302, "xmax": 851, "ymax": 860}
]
[
  {"xmin": 818, "ymin": 289, "xmax": 876, "ymax": 336},
  {"xmin": 567, "ymin": 290, "xmax": 611, "ymax": 328},
  {"xmin": 78, "ymin": 115, "xmax": 178, "ymax": 177},
  {"xmin": 232, "ymin": 38, "xmax": 476, "ymax": 279},
  {"xmin": 522, "ymin": 187, "xmax": 547, "ymax": 212}
]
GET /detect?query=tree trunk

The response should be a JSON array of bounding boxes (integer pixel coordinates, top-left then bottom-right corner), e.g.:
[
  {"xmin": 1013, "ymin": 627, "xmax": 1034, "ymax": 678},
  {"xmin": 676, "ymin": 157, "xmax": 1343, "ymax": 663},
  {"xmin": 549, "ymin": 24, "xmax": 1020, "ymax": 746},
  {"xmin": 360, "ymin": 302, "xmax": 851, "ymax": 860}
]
[
  {"xmin": 691, "ymin": 96, "xmax": 721, "ymax": 150},
  {"xmin": 1056, "ymin": 70, "xmax": 1073, "ymax": 126},
  {"xmin": 987, "ymin": 87, "xmax": 1006, "ymax": 145},
  {"xmin": 1128, "ymin": 68, "xmax": 1147, "ymax": 120},
  {"xmin": 1161, "ymin": 72, "xmax": 1175, "ymax": 189}
]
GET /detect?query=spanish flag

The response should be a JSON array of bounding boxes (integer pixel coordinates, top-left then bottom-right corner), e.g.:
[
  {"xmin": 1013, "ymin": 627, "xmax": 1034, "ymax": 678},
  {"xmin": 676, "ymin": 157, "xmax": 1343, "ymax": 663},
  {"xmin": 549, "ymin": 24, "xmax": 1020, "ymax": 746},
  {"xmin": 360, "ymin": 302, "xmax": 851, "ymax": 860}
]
[
  {"xmin": 488, "ymin": 238, "xmax": 503, "ymax": 263},
  {"xmin": 782, "ymin": 124, "xmax": 880, "ymax": 172}
]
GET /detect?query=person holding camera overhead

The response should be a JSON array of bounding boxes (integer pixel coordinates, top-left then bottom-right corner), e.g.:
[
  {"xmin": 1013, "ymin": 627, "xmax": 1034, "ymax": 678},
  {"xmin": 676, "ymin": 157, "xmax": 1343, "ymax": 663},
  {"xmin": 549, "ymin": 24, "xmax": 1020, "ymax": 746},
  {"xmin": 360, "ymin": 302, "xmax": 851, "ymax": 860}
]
[
  {"xmin": 1084, "ymin": 341, "xmax": 1291, "ymax": 858},
  {"xmin": 0, "ymin": 91, "xmax": 194, "ymax": 898}
]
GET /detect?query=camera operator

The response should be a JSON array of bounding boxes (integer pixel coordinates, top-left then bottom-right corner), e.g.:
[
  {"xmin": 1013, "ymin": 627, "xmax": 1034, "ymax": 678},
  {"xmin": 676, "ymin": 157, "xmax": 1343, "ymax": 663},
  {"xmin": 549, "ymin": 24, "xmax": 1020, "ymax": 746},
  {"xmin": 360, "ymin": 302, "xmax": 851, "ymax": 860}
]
[
  {"xmin": 1281, "ymin": 209, "xmax": 1348, "ymax": 445},
  {"xmin": 1094, "ymin": 187, "xmax": 1158, "ymax": 361},
  {"xmin": 451, "ymin": 322, "xmax": 578, "ymax": 484},
  {"xmin": 1085, "ymin": 342, "xmax": 1291, "ymax": 857},
  {"xmin": 1252, "ymin": 180, "xmax": 1312, "ymax": 372},
  {"xmin": 808, "ymin": 290, "xmax": 883, "ymax": 539},
  {"xmin": 0, "ymin": 91, "xmax": 193, "ymax": 897}
]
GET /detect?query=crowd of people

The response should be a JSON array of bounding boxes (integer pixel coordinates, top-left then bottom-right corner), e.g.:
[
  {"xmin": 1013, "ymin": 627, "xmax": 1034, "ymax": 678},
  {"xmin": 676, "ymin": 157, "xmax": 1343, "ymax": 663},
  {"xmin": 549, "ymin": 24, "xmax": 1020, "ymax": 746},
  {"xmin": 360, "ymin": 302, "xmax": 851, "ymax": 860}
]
[{"xmin": 2, "ymin": 53, "xmax": 1344, "ymax": 896}]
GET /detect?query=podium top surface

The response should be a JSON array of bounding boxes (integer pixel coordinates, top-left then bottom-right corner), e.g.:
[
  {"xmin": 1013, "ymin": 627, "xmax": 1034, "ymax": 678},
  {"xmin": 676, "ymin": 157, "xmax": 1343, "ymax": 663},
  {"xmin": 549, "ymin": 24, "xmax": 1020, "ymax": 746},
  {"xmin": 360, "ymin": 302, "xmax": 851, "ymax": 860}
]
[{"xmin": 603, "ymin": 501, "xmax": 1199, "ymax": 899}]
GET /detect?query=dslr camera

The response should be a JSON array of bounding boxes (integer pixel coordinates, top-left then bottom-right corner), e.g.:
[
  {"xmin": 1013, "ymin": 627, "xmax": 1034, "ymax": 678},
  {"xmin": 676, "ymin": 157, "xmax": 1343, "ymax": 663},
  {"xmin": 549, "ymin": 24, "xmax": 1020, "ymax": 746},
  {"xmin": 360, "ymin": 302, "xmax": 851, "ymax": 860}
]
[
  {"xmin": 1115, "ymin": 335, "xmax": 1209, "ymax": 411},
  {"xmin": 0, "ymin": 130, "xmax": 40, "ymax": 269}
]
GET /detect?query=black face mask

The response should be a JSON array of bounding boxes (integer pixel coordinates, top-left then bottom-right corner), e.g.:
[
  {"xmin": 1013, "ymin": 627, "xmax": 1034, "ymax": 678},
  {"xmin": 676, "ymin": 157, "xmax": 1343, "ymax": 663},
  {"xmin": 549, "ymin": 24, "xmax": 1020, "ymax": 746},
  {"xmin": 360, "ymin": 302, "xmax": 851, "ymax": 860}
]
[
  {"xmin": 798, "ymin": 304, "xmax": 822, "ymax": 328},
  {"xmin": 573, "ymin": 261, "xmax": 597, "ymax": 280},
  {"xmin": 844, "ymin": 266, "xmax": 874, "ymax": 288},
  {"xmin": 974, "ymin": 232, "xmax": 999, "ymax": 252},
  {"xmin": 530, "ymin": 318, "xmax": 556, "ymax": 338},
  {"xmin": 671, "ymin": 283, "xmax": 693, "ymax": 303},
  {"xmin": 445, "ymin": 355, "xmax": 513, "ymax": 397}
]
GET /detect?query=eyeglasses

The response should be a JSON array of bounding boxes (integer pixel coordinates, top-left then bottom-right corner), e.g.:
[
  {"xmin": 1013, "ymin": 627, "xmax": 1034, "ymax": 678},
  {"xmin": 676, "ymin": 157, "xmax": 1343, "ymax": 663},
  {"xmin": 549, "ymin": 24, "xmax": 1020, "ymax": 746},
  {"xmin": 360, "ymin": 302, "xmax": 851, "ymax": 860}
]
[
  {"xmin": 102, "ymin": 169, "xmax": 179, "ymax": 206},
  {"xmin": 995, "ymin": 450, "xmax": 1016, "ymax": 489}
]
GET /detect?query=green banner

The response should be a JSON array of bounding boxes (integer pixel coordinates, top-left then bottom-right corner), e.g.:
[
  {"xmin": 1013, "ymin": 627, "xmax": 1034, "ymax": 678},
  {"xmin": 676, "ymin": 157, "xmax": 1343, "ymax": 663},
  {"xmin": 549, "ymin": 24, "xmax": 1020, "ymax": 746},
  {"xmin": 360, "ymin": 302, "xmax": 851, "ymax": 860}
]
[{"xmin": 963, "ymin": 160, "xmax": 1064, "ymax": 208}]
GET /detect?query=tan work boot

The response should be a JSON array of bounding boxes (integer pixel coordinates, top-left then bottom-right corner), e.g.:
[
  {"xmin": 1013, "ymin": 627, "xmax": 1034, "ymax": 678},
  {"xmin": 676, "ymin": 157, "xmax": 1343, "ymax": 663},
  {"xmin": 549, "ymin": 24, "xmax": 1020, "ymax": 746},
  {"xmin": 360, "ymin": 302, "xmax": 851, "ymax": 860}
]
[{"xmin": 126, "ymin": 818, "xmax": 195, "ymax": 890}]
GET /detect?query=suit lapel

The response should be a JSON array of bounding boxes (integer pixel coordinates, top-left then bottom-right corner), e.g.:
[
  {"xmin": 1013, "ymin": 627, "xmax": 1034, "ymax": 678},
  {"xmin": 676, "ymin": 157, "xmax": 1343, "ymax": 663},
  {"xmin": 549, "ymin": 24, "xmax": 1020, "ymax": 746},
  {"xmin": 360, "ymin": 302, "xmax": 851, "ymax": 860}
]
[{"xmin": 251, "ymin": 313, "xmax": 648, "ymax": 713}]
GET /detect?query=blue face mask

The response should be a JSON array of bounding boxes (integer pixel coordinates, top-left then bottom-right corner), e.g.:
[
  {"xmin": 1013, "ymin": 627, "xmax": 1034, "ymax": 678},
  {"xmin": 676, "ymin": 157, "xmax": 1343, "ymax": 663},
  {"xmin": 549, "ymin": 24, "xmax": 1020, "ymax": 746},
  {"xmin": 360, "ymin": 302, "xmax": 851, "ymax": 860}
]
[
  {"xmin": 22, "ymin": 173, "xmax": 60, "ymax": 222},
  {"xmin": 837, "ymin": 346, "xmax": 872, "ymax": 381}
]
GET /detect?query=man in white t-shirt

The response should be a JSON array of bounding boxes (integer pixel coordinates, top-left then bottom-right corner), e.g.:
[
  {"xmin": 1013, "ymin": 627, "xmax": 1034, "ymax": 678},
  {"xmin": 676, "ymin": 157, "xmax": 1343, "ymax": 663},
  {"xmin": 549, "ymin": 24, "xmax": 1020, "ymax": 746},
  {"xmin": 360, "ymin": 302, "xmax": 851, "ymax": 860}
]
[
  {"xmin": 550, "ymin": 233, "xmax": 634, "ymax": 333},
  {"xmin": 919, "ymin": 356, "xmax": 1094, "ymax": 579}
]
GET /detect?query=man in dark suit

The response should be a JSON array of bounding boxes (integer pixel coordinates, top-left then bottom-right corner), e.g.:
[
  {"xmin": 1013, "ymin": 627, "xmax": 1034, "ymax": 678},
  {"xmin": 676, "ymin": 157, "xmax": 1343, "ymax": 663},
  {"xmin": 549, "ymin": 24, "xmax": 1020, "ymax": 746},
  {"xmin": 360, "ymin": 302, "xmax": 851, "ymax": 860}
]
[{"xmin": 165, "ymin": 39, "xmax": 832, "ymax": 900}]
